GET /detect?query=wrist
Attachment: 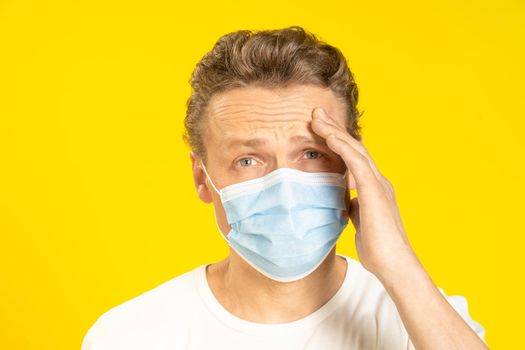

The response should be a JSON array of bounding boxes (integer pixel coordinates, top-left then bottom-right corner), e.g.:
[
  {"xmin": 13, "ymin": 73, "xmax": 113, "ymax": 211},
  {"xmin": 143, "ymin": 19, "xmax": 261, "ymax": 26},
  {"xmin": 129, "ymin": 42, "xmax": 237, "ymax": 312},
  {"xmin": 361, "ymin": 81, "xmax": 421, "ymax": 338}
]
[{"xmin": 375, "ymin": 251, "xmax": 428, "ymax": 292}]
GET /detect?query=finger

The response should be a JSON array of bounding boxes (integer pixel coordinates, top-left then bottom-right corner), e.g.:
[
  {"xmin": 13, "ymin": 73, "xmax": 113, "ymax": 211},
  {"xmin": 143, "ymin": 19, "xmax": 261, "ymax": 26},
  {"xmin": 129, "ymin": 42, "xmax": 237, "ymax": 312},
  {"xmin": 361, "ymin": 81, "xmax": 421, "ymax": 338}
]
[
  {"xmin": 325, "ymin": 133, "xmax": 381, "ymax": 191},
  {"xmin": 311, "ymin": 108, "xmax": 384, "ymax": 181},
  {"xmin": 312, "ymin": 107, "xmax": 369, "ymax": 157},
  {"xmin": 311, "ymin": 115, "xmax": 383, "ymax": 184}
]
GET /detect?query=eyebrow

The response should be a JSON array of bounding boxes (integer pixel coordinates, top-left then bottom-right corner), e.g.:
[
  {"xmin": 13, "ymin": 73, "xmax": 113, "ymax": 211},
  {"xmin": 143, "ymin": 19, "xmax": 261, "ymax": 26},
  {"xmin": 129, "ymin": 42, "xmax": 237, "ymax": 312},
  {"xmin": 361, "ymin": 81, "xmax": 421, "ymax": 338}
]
[{"xmin": 225, "ymin": 135, "xmax": 328, "ymax": 149}]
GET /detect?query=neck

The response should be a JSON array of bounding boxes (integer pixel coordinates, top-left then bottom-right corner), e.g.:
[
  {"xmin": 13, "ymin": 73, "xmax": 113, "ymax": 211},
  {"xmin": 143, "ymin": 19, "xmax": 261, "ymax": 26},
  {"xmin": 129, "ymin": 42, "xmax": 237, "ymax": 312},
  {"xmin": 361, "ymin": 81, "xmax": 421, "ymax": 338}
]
[{"xmin": 205, "ymin": 247, "xmax": 348, "ymax": 323}]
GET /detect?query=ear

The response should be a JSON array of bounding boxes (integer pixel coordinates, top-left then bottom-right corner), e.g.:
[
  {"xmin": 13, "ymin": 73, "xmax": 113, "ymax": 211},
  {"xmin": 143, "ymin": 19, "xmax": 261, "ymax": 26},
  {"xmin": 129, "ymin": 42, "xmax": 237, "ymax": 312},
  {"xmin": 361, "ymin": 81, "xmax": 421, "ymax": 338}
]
[{"xmin": 190, "ymin": 151, "xmax": 213, "ymax": 204}]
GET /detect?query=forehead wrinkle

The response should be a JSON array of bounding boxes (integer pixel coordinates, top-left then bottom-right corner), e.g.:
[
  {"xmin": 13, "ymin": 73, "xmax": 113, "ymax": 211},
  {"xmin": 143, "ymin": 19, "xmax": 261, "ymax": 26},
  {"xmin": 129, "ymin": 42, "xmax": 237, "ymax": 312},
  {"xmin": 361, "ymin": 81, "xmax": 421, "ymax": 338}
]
[
  {"xmin": 221, "ymin": 118, "xmax": 312, "ymax": 126},
  {"xmin": 219, "ymin": 123, "xmax": 327, "ymax": 151},
  {"xmin": 212, "ymin": 106, "xmax": 316, "ymax": 122},
  {"xmin": 217, "ymin": 113, "xmax": 313, "ymax": 123},
  {"xmin": 208, "ymin": 84, "xmax": 342, "ymax": 115},
  {"xmin": 205, "ymin": 86, "xmax": 348, "ymax": 156},
  {"xmin": 210, "ymin": 88, "xmax": 326, "ymax": 108},
  {"xmin": 211, "ymin": 115, "xmax": 312, "ymax": 137},
  {"xmin": 215, "ymin": 120, "xmax": 306, "ymax": 138},
  {"xmin": 209, "ymin": 95, "xmax": 327, "ymax": 117}
]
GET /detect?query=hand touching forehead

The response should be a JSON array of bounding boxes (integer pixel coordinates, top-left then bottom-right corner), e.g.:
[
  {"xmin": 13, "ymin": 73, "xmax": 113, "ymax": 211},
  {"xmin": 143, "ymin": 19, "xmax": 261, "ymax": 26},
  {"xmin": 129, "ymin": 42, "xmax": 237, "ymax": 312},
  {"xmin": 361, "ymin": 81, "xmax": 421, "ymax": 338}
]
[{"xmin": 203, "ymin": 84, "xmax": 348, "ymax": 181}]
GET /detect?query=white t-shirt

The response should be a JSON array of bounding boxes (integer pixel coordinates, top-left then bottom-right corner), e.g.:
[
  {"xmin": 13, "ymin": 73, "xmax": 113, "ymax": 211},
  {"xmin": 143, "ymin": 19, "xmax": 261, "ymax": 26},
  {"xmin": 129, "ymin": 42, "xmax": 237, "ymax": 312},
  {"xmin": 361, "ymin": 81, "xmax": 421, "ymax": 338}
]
[{"xmin": 82, "ymin": 254, "xmax": 486, "ymax": 349}]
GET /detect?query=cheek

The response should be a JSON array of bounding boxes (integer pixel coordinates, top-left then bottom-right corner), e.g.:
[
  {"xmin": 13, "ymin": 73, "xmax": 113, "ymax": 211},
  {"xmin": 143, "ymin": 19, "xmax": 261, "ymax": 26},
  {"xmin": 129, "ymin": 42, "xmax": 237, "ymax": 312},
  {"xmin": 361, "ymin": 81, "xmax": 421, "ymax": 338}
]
[
  {"xmin": 211, "ymin": 200, "xmax": 232, "ymax": 238},
  {"xmin": 212, "ymin": 196, "xmax": 228, "ymax": 221}
]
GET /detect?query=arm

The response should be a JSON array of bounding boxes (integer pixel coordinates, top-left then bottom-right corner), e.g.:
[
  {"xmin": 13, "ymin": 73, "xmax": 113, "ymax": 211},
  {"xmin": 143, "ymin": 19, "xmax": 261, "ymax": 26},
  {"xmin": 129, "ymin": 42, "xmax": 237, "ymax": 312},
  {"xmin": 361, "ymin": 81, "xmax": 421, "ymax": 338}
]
[
  {"xmin": 379, "ymin": 253, "xmax": 487, "ymax": 349},
  {"xmin": 310, "ymin": 107, "xmax": 488, "ymax": 349}
]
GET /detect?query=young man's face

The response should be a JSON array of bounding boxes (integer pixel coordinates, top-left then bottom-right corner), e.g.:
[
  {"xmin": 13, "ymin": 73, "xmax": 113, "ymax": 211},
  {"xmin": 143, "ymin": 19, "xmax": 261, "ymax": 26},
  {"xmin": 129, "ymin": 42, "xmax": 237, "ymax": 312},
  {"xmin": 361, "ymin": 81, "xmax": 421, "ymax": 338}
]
[{"xmin": 191, "ymin": 84, "xmax": 355, "ymax": 237}]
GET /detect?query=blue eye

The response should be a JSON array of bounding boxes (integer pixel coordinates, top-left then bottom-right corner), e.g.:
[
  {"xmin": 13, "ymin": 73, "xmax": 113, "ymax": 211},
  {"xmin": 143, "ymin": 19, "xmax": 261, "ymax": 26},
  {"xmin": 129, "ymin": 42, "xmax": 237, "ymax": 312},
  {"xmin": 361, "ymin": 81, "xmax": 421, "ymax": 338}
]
[
  {"xmin": 238, "ymin": 158, "xmax": 254, "ymax": 166},
  {"xmin": 304, "ymin": 150, "xmax": 321, "ymax": 159}
]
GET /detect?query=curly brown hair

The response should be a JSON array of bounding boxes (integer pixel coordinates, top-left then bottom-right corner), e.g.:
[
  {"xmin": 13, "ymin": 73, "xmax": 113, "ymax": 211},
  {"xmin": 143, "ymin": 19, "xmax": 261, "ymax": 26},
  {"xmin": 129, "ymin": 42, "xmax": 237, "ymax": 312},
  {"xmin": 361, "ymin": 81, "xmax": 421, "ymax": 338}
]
[{"xmin": 183, "ymin": 26, "xmax": 363, "ymax": 165}]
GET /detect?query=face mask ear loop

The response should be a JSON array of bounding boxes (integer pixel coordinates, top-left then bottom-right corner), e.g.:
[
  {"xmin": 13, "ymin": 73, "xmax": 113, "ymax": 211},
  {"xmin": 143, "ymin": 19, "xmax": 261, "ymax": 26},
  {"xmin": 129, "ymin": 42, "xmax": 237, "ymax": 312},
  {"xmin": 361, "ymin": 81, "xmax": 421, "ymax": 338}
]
[{"xmin": 200, "ymin": 161, "xmax": 221, "ymax": 196}]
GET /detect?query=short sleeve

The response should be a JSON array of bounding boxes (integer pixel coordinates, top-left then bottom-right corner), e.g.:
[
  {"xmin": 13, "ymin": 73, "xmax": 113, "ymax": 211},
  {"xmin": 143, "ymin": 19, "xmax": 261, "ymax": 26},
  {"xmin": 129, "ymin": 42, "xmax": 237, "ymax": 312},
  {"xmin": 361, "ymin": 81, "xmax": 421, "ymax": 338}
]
[{"xmin": 407, "ymin": 287, "xmax": 486, "ymax": 349}]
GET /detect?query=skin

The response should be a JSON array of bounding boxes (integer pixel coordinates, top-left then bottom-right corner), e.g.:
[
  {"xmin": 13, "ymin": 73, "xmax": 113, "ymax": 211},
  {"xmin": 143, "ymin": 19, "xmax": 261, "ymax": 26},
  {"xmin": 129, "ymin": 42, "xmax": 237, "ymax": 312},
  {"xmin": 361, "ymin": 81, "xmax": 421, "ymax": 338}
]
[{"xmin": 190, "ymin": 84, "xmax": 488, "ymax": 349}]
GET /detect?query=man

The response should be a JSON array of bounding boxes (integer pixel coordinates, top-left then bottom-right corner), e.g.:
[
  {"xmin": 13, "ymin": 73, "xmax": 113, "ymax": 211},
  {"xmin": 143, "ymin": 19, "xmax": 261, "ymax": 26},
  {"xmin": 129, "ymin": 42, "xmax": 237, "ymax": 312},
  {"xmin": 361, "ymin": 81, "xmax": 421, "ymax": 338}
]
[{"xmin": 82, "ymin": 26, "xmax": 487, "ymax": 349}]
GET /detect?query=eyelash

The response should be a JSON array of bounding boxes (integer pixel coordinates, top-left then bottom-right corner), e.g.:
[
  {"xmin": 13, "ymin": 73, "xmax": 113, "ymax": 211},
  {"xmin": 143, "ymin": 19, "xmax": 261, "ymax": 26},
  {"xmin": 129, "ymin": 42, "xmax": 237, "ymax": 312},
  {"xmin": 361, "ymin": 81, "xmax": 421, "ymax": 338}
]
[{"xmin": 237, "ymin": 150, "xmax": 325, "ymax": 167}]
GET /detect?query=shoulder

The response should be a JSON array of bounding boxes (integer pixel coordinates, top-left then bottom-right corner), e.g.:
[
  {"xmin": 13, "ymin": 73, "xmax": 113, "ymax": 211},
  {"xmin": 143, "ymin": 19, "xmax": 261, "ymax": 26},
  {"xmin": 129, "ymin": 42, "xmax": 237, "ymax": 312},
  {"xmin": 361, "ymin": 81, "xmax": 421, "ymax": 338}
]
[{"xmin": 81, "ymin": 266, "xmax": 203, "ymax": 350}]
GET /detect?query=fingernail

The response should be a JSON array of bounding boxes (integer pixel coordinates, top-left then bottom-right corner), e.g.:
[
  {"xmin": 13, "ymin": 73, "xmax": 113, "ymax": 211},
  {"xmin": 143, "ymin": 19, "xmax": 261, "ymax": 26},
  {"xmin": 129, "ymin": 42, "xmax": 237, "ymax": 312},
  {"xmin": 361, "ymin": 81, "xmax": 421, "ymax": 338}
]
[{"xmin": 316, "ymin": 108, "xmax": 328, "ymax": 121}]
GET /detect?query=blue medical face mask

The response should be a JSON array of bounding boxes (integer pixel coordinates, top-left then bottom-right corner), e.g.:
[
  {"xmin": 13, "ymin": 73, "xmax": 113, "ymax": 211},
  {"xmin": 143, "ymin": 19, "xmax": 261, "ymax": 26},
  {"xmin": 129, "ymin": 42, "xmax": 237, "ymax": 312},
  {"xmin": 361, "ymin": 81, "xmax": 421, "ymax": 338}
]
[{"xmin": 201, "ymin": 163, "xmax": 350, "ymax": 283}]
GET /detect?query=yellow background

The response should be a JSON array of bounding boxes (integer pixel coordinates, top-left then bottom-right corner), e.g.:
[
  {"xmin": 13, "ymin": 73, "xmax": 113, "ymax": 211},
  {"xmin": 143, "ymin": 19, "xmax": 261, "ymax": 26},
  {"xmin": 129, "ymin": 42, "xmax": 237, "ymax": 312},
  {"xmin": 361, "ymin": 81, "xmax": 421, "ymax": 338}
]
[{"xmin": 1, "ymin": 1, "xmax": 523, "ymax": 348}]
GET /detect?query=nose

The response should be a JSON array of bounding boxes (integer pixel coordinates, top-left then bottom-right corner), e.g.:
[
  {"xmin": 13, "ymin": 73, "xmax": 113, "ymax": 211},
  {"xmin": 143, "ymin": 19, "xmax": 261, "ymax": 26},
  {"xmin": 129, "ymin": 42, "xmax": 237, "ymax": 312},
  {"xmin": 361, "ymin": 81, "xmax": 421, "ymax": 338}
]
[{"xmin": 272, "ymin": 149, "xmax": 293, "ymax": 173}]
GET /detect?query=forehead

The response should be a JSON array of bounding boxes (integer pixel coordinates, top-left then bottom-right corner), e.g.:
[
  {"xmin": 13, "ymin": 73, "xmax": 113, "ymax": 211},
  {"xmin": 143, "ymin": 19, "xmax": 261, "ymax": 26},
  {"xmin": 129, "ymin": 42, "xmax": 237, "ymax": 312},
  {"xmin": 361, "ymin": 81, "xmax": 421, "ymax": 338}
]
[{"xmin": 204, "ymin": 84, "xmax": 347, "ymax": 140}]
